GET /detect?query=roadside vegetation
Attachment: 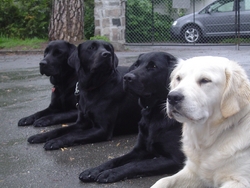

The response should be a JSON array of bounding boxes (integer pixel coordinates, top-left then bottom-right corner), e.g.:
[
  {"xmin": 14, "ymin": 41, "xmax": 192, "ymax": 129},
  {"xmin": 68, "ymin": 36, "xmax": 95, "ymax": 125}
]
[
  {"xmin": 0, "ymin": 0, "xmax": 51, "ymax": 39},
  {"xmin": 220, "ymin": 37, "xmax": 250, "ymax": 44},
  {"xmin": 0, "ymin": 0, "xmax": 94, "ymax": 50},
  {"xmin": 0, "ymin": 0, "xmax": 248, "ymax": 49},
  {"xmin": 0, "ymin": 0, "xmax": 50, "ymax": 49},
  {"xmin": 0, "ymin": 36, "xmax": 47, "ymax": 50}
]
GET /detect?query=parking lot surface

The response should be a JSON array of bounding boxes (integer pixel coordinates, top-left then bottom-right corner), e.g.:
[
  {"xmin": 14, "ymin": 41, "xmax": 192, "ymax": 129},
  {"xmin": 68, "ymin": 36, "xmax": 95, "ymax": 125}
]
[{"xmin": 0, "ymin": 45, "xmax": 249, "ymax": 188}]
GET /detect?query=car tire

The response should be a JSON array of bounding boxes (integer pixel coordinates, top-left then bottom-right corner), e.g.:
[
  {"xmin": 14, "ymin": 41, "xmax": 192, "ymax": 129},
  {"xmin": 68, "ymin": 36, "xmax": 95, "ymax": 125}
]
[{"xmin": 183, "ymin": 25, "xmax": 201, "ymax": 43}]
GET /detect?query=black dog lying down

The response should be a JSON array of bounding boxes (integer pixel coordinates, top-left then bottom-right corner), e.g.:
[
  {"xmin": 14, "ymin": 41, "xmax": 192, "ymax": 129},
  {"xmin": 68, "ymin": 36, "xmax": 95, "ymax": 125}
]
[
  {"xmin": 18, "ymin": 40, "xmax": 78, "ymax": 127},
  {"xmin": 27, "ymin": 40, "xmax": 141, "ymax": 150},
  {"xmin": 79, "ymin": 52, "xmax": 185, "ymax": 183}
]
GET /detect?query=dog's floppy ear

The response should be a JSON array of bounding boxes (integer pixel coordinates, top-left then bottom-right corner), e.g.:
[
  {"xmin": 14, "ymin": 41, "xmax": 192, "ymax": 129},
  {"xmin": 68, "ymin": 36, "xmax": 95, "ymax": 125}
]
[
  {"xmin": 108, "ymin": 43, "xmax": 118, "ymax": 68},
  {"xmin": 129, "ymin": 53, "xmax": 144, "ymax": 71},
  {"xmin": 67, "ymin": 48, "xmax": 80, "ymax": 72},
  {"xmin": 221, "ymin": 61, "xmax": 250, "ymax": 118},
  {"xmin": 67, "ymin": 42, "xmax": 76, "ymax": 56},
  {"xmin": 164, "ymin": 53, "xmax": 178, "ymax": 73},
  {"xmin": 114, "ymin": 54, "xmax": 119, "ymax": 67}
]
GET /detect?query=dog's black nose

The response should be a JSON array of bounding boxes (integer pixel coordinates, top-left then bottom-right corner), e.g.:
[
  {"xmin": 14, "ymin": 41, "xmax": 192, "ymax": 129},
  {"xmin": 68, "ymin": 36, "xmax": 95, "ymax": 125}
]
[
  {"xmin": 167, "ymin": 91, "xmax": 184, "ymax": 105},
  {"xmin": 39, "ymin": 60, "xmax": 47, "ymax": 67},
  {"xmin": 101, "ymin": 51, "xmax": 111, "ymax": 58},
  {"xmin": 123, "ymin": 73, "xmax": 136, "ymax": 83}
]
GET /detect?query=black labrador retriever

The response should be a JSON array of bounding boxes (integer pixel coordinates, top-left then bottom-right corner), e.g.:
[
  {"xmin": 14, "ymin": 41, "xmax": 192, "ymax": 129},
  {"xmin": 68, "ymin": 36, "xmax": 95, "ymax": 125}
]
[
  {"xmin": 18, "ymin": 40, "xmax": 78, "ymax": 127},
  {"xmin": 79, "ymin": 52, "xmax": 185, "ymax": 183},
  {"xmin": 27, "ymin": 40, "xmax": 141, "ymax": 150}
]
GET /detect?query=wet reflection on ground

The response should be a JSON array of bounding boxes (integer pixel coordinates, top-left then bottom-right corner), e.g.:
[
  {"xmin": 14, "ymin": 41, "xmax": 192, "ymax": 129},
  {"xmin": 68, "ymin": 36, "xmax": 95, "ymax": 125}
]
[
  {"xmin": 0, "ymin": 68, "xmax": 49, "ymax": 107},
  {"xmin": 0, "ymin": 47, "xmax": 249, "ymax": 187}
]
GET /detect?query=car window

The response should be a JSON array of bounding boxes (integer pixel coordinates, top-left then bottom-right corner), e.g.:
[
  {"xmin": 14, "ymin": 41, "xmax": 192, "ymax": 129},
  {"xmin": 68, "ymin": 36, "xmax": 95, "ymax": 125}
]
[
  {"xmin": 240, "ymin": 0, "xmax": 250, "ymax": 10},
  {"xmin": 246, "ymin": 0, "xmax": 250, "ymax": 10},
  {"xmin": 209, "ymin": 0, "xmax": 234, "ymax": 12}
]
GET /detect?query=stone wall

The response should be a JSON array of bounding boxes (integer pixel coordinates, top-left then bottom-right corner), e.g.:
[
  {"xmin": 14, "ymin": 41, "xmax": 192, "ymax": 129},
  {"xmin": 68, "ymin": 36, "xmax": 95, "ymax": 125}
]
[{"xmin": 94, "ymin": 0, "xmax": 125, "ymax": 50}]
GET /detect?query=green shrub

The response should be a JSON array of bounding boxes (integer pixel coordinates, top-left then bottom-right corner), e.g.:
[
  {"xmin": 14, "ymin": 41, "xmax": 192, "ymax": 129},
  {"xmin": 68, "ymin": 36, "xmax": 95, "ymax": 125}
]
[
  {"xmin": 126, "ymin": 0, "xmax": 173, "ymax": 43},
  {"xmin": 0, "ymin": 0, "xmax": 51, "ymax": 39},
  {"xmin": 90, "ymin": 35, "xmax": 110, "ymax": 42},
  {"xmin": 84, "ymin": 0, "xmax": 95, "ymax": 40}
]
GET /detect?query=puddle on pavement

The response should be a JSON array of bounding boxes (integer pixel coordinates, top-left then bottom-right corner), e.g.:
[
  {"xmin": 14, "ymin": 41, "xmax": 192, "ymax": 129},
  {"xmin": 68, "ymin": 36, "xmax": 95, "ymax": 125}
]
[
  {"xmin": 0, "ymin": 55, "xmax": 138, "ymax": 108},
  {"xmin": 0, "ymin": 68, "xmax": 50, "ymax": 107},
  {"xmin": 1, "ymin": 69, "xmax": 39, "ymax": 82}
]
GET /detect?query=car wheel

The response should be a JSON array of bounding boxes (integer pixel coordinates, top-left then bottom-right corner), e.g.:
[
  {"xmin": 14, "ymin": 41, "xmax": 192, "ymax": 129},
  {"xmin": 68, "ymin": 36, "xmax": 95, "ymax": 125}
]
[{"xmin": 183, "ymin": 25, "xmax": 201, "ymax": 43}]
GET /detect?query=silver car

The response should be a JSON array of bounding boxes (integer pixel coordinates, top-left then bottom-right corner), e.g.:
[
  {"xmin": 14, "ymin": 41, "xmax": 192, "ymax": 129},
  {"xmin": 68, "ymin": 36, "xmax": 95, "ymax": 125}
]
[{"xmin": 171, "ymin": 0, "xmax": 250, "ymax": 43}]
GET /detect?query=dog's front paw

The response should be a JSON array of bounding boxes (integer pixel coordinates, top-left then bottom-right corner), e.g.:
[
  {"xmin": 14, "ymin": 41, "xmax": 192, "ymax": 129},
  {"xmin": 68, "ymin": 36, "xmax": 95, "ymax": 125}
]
[
  {"xmin": 33, "ymin": 118, "xmax": 51, "ymax": 127},
  {"xmin": 28, "ymin": 133, "xmax": 51, "ymax": 144},
  {"xmin": 96, "ymin": 169, "xmax": 122, "ymax": 183},
  {"xmin": 18, "ymin": 116, "xmax": 35, "ymax": 126},
  {"xmin": 79, "ymin": 168, "xmax": 100, "ymax": 182},
  {"xmin": 43, "ymin": 139, "xmax": 65, "ymax": 150}
]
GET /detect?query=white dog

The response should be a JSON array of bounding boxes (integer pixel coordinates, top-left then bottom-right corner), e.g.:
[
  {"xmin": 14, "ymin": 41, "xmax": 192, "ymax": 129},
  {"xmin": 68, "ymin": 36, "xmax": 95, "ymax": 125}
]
[{"xmin": 151, "ymin": 56, "xmax": 250, "ymax": 188}]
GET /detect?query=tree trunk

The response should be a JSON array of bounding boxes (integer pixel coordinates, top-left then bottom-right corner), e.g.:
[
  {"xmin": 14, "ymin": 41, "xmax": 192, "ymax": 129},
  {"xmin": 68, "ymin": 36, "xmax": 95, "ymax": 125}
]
[{"xmin": 49, "ymin": 0, "xmax": 84, "ymax": 42}]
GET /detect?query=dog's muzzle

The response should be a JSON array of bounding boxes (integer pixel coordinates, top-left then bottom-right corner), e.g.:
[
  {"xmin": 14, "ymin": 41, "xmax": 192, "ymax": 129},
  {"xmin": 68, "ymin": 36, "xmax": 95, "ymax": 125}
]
[
  {"xmin": 167, "ymin": 91, "xmax": 184, "ymax": 106},
  {"xmin": 39, "ymin": 59, "xmax": 48, "ymax": 75},
  {"xmin": 123, "ymin": 73, "xmax": 136, "ymax": 83},
  {"xmin": 167, "ymin": 91, "xmax": 185, "ymax": 119}
]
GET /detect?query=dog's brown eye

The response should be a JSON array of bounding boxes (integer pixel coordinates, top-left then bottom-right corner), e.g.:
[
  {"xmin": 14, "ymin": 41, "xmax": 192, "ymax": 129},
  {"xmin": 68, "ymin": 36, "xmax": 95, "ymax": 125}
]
[
  {"xmin": 134, "ymin": 62, "xmax": 139, "ymax": 68},
  {"xmin": 147, "ymin": 61, "xmax": 157, "ymax": 70},
  {"xmin": 176, "ymin": 76, "xmax": 181, "ymax": 81},
  {"xmin": 199, "ymin": 78, "xmax": 211, "ymax": 84},
  {"xmin": 88, "ymin": 45, "xmax": 95, "ymax": 50}
]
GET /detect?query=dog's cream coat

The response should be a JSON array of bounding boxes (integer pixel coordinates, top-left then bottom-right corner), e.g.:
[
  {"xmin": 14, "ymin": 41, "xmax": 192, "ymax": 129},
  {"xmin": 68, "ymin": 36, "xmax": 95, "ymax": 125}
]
[{"xmin": 151, "ymin": 56, "xmax": 250, "ymax": 188}]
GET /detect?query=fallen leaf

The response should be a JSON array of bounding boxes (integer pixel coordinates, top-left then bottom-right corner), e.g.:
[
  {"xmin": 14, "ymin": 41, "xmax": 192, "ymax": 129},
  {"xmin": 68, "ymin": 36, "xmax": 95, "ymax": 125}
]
[
  {"xmin": 108, "ymin": 156, "xmax": 114, "ymax": 159},
  {"xmin": 61, "ymin": 147, "xmax": 68, "ymax": 151}
]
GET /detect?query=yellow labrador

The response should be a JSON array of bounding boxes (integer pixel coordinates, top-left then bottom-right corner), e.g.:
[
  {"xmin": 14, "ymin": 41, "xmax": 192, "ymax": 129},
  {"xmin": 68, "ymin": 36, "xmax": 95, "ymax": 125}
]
[{"xmin": 151, "ymin": 56, "xmax": 250, "ymax": 188}]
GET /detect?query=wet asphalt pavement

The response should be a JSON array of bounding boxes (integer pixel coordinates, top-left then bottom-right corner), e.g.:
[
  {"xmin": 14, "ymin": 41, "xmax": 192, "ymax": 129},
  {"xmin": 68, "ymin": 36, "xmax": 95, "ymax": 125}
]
[{"xmin": 0, "ymin": 45, "xmax": 249, "ymax": 188}]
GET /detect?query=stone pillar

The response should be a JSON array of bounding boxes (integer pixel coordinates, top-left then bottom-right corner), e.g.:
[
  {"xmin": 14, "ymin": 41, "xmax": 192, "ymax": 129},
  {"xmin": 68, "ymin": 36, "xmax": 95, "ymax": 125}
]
[{"xmin": 94, "ymin": 0, "xmax": 125, "ymax": 50}]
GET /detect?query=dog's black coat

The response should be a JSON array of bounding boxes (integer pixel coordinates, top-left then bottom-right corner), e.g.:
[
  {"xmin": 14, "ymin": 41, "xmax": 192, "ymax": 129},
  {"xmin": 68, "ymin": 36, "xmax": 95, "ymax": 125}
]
[
  {"xmin": 79, "ymin": 52, "xmax": 185, "ymax": 183},
  {"xmin": 27, "ymin": 40, "xmax": 141, "ymax": 150},
  {"xmin": 18, "ymin": 40, "xmax": 78, "ymax": 127}
]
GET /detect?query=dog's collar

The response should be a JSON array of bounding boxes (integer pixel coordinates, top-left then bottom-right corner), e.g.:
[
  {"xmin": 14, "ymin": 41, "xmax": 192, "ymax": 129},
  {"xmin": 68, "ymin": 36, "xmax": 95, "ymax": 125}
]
[
  {"xmin": 50, "ymin": 73, "xmax": 77, "ymax": 91},
  {"xmin": 139, "ymin": 98, "xmax": 151, "ymax": 109},
  {"xmin": 74, "ymin": 82, "xmax": 80, "ymax": 108},
  {"xmin": 74, "ymin": 78, "xmax": 110, "ymax": 107},
  {"xmin": 84, "ymin": 70, "xmax": 115, "ymax": 92},
  {"xmin": 139, "ymin": 97, "xmax": 164, "ymax": 110},
  {"xmin": 52, "ymin": 86, "xmax": 56, "ymax": 92},
  {"xmin": 74, "ymin": 82, "xmax": 80, "ymax": 96}
]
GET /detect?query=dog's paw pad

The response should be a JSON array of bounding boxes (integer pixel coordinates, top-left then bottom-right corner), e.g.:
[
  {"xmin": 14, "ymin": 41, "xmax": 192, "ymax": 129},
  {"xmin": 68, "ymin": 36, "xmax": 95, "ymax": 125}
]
[
  {"xmin": 79, "ymin": 171, "xmax": 98, "ymax": 182},
  {"xmin": 34, "ymin": 119, "xmax": 51, "ymax": 127},
  {"xmin": 43, "ymin": 140, "xmax": 63, "ymax": 150}
]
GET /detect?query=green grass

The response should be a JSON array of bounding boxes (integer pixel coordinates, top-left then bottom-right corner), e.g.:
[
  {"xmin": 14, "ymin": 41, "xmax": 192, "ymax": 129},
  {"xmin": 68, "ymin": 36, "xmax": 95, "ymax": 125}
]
[
  {"xmin": 0, "ymin": 36, "xmax": 48, "ymax": 50},
  {"xmin": 220, "ymin": 37, "xmax": 250, "ymax": 44},
  {"xmin": 90, "ymin": 35, "xmax": 110, "ymax": 42}
]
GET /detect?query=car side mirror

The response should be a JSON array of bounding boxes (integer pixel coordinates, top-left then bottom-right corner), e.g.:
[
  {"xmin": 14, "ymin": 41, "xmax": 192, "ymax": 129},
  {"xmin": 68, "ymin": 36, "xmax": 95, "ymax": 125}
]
[{"xmin": 206, "ymin": 7, "xmax": 212, "ymax": 14}]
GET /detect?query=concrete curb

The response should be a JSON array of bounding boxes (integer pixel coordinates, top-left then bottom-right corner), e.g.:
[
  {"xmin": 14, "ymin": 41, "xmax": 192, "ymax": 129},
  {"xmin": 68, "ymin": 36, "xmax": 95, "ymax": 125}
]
[
  {"xmin": 0, "ymin": 49, "xmax": 44, "ymax": 55},
  {"xmin": 0, "ymin": 45, "xmax": 249, "ymax": 55}
]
